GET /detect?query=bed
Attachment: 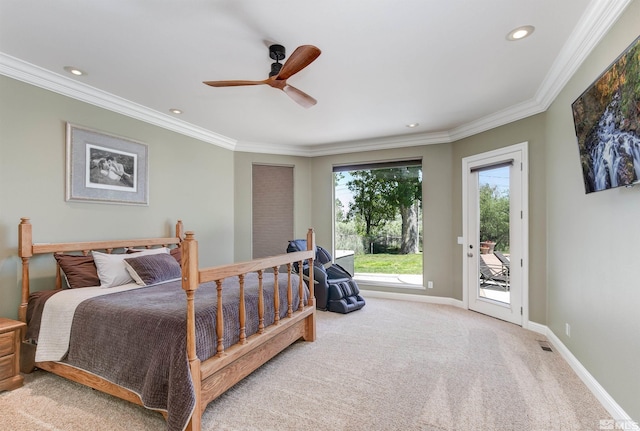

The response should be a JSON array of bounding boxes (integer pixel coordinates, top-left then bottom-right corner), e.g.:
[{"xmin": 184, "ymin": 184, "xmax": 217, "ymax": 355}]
[{"xmin": 17, "ymin": 217, "xmax": 316, "ymax": 431}]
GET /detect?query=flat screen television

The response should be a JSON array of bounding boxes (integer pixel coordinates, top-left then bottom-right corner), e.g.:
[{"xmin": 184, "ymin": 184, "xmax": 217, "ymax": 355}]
[{"xmin": 571, "ymin": 35, "xmax": 640, "ymax": 194}]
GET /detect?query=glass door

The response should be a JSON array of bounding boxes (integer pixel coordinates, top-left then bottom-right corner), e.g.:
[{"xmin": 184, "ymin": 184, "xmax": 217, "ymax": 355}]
[
  {"xmin": 478, "ymin": 166, "xmax": 511, "ymax": 303},
  {"xmin": 463, "ymin": 144, "xmax": 527, "ymax": 325}
]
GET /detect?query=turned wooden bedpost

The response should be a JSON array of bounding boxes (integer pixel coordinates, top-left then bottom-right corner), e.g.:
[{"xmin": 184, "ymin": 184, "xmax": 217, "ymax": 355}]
[
  {"xmin": 305, "ymin": 228, "xmax": 316, "ymax": 342},
  {"xmin": 306, "ymin": 228, "xmax": 315, "ymax": 307},
  {"xmin": 175, "ymin": 220, "xmax": 184, "ymax": 242},
  {"xmin": 257, "ymin": 270, "xmax": 265, "ymax": 334},
  {"xmin": 238, "ymin": 274, "xmax": 246, "ymax": 345},
  {"xmin": 181, "ymin": 231, "xmax": 202, "ymax": 431},
  {"xmin": 215, "ymin": 280, "xmax": 225, "ymax": 356},
  {"xmin": 18, "ymin": 218, "xmax": 33, "ymax": 324},
  {"xmin": 272, "ymin": 266, "xmax": 280, "ymax": 325},
  {"xmin": 286, "ymin": 263, "xmax": 293, "ymax": 318}
]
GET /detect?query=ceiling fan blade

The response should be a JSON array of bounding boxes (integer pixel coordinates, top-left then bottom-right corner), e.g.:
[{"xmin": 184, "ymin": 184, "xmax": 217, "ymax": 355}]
[
  {"xmin": 276, "ymin": 45, "xmax": 321, "ymax": 81},
  {"xmin": 203, "ymin": 80, "xmax": 266, "ymax": 87},
  {"xmin": 282, "ymin": 84, "xmax": 317, "ymax": 108}
]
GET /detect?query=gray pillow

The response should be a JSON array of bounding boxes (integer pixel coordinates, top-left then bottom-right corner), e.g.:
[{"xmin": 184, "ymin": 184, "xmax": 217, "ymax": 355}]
[{"xmin": 124, "ymin": 253, "xmax": 181, "ymax": 286}]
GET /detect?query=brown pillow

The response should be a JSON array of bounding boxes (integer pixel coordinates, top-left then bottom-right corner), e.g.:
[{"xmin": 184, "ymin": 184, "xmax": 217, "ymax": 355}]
[
  {"xmin": 170, "ymin": 247, "xmax": 182, "ymax": 266},
  {"xmin": 123, "ymin": 253, "xmax": 181, "ymax": 286},
  {"xmin": 54, "ymin": 254, "xmax": 100, "ymax": 288}
]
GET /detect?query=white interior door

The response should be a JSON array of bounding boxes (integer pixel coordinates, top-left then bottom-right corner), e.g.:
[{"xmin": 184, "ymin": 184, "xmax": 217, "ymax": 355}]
[{"xmin": 463, "ymin": 143, "xmax": 528, "ymax": 325}]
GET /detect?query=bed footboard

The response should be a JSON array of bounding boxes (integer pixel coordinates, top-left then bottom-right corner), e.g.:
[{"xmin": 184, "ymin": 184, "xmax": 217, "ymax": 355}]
[{"xmin": 181, "ymin": 229, "xmax": 316, "ymax": 430}]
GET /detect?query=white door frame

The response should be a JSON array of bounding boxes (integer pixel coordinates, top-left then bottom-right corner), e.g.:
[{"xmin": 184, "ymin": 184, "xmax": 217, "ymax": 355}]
[{"xmin": 462, "ymin": 142, "xmax": 529, "ymax": 327}]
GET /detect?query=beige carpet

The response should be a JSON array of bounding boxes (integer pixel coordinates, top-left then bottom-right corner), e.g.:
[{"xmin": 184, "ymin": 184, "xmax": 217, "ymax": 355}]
[{"xmin": 1, "ymin": 297, "xmax": 611, "ymax": 430}]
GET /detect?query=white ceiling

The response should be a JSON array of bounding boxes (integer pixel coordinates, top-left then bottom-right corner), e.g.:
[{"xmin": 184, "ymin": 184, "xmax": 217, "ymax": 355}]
[{"xmin": 0, "ymin": 0, "xmax": 632, "ymax": 156}]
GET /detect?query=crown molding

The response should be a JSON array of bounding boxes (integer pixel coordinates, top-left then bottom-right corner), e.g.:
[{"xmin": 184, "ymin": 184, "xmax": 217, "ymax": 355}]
[
  {"xmin": 305, "ymin": 131, "xmax": 453, "ymax": 157},
  {"xmin": 449, "ymin": 98, "xmax": 546, "ymax": 142},
  {"xmin": 236, "ymin": 131, "xmax": 452, "ymax": 157},
  {"xmin": 535, "ymin": 0, "xmax": 634, "ymax": 110},
  {"xmin": 0, "ymin": 0, "xmax": 632, "ymax": 157},
  {"xmin": 234, "ymin": 140, "xmax": 316, "ymax": 157},
  {"xmin": 0, "ymin": 52, "xmax": 237, "ymax": 150}
]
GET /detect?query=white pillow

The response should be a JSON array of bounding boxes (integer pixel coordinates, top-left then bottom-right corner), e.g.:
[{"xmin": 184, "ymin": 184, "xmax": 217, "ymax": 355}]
[{"xmin": 92, "ymin": 247, "xmax": 169, "ymax": 288}]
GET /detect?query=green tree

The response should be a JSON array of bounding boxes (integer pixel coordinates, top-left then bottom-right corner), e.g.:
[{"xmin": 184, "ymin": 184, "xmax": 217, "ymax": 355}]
[
  {"xmin": 346, "ymin": 170, "xmax": 395, "ymax": 252},
  {"xmin": 335, "ymin": 198, "xmax": 346, "ymax": 222},
  {"xmin": 334, "ymin": 171, "xmax": 347, "ymax": 223},
  {"xmin": 479, "ymin": 184, "xmax": 510, "ymax": 251},
  {"xmin": 382, "ymin": 167, "xmax": 422, "ymax": 254},
  {"xmin": 346, "ymin": 167, "xmax": 422, "ymax": 254}
]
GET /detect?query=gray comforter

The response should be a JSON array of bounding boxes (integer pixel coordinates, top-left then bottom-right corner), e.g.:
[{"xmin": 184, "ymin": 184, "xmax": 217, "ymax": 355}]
[{"xmin": 63, "ymin": 272, "xmax": 306, "ymax": 431}]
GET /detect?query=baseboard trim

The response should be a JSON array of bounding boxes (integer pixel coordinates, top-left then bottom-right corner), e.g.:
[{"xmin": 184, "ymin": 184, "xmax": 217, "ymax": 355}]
[
  {"xmin": 525, "ymin": 320, "xmax": 547, "ymax": 334},
  {"xmin": 360, "ymin": 289, "xmax": 465, "ymax": 308},
  {"xmin": 542, "ymin": 327, "xmax": 638, "ymax": 429}
]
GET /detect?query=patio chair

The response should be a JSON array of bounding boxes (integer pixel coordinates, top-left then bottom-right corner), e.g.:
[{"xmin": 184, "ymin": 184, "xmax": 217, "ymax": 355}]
[
  {"xmin": 493, "ymin": 251, "xmax": 510, "ymax": 276},
  {"xmin": 479, "ymin": 256, "xmax": 509, "ymax": 290}
]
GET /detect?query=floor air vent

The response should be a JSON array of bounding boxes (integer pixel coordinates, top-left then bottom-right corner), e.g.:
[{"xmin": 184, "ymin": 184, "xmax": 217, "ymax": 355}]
[{"xmin": 537, "ymin": 340, "xmax": 553, "ymax": 352}]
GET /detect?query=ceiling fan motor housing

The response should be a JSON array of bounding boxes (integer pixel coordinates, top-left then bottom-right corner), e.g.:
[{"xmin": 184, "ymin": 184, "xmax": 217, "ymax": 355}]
[
  {"xmin": 269, "ymin": 44, "xmax": 286, "ymax": 61},
  {"xmin": 268, "ymin": 44, "xmax": 286, "ymax": 77}
]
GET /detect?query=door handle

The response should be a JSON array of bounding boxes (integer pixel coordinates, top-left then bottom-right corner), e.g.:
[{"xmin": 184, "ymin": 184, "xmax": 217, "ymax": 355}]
[{"xmin": 467, "ymin": 252, "xmax": 473, "ymax": 257}]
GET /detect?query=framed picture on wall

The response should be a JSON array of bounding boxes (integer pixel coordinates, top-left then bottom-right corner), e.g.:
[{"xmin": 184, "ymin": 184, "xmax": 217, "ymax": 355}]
[
  {"xmin": 66, "ymin": 123, "xmax": 149, "ymax": 205},
  {"xmin": 571, "ymin": 35, "xmax": 640, "ymax": 194}
]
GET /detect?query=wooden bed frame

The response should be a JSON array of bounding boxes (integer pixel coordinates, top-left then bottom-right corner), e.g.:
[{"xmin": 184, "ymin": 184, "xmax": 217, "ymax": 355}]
[{"xmin": 17, "ymin": 217, "xmax": 316, "ymax": 431}]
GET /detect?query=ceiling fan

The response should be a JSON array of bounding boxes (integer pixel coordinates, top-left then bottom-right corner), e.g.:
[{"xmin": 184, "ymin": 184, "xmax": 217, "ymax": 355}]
[{"xmin": 204, "ymin": 44, "xmax": 321, "ymax": 108}]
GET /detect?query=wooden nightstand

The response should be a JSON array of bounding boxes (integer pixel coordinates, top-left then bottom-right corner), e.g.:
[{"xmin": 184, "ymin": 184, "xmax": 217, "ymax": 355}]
[{"xmin": 0, "ymin": 317, "xmax": 26, "ymax": 391}]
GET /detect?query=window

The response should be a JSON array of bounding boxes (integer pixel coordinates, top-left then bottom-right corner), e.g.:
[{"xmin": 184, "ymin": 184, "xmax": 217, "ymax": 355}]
[{"xmin": 333, "ymin": 160, "xmax": 423, "ymax": 286}]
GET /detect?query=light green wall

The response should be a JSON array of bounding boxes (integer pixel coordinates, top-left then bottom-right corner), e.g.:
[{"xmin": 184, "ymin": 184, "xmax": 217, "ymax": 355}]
[
  {"xmin": 545, "ymin": 0, "xmax": 640, "ymax": 420},
  {"xmin": 309, "ymin": 144, "xmax": 455, "ymax": 298},
  {"xmin": 233, "ymin": 152, "xmax": 312, "ymax": 262},
  {"xmin": 0, "ymin": 76, "xmax": 235, "ymax": 320},
  {"xmin": 451, "ymin": 114, "xmax": 547, "ymax": 323}
]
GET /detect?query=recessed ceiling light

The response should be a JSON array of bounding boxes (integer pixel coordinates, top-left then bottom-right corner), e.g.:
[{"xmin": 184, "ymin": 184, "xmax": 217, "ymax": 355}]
[
  {"xmin": 506, "ymin": 25, "xmax": 535, "ymax": 41},
  {"xmin": 406, "ymin": 123, "xmax": 419, "ymax": 128},
  {"xmin": 169, "ymin": 108, "xmax": 183, "ymax": 115},
  {"xmin": 63, "ymin": 66, "xmax": 86, "ymax": 76}
]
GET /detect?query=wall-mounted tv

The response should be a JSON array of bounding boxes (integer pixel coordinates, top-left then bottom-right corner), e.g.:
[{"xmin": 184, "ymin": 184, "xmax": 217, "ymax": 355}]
[{"xmin": 571, "ymin": 35, "xmax": 640, "ymax": 194}]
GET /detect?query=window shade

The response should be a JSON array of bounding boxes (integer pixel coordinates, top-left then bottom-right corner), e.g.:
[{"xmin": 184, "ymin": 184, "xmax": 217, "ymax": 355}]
[
  {"xmin": 333, "ymin": 159, "xmax": 422, "ymax": 172},
  {"xmin": 252, "ymin": 164, "xmax": 294, "ymax": 259},
  {"xmin": 469, "ymin": 160, "xmax": 513, "ymax": 173}
]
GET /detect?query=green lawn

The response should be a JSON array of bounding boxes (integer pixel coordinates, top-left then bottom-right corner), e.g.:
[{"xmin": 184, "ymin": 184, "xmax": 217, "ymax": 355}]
[{"xmin": 354, "ymin": 253, "xmax": 422, "ymax": 274}]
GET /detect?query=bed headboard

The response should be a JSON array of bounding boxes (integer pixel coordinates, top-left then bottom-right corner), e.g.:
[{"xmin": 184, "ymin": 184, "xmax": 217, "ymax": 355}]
[{"xmin": 17, "ymin": 217, "xmax": 184, "ymax": 323}]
